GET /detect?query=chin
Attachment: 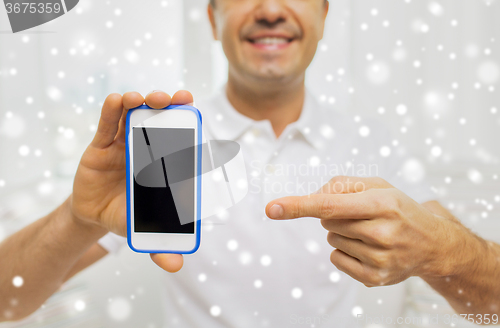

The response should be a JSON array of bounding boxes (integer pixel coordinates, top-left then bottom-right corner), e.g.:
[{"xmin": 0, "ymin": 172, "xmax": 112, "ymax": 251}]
[{"xmin": 250, "ymin": 65, "xmax": 293, "ymax": 82}]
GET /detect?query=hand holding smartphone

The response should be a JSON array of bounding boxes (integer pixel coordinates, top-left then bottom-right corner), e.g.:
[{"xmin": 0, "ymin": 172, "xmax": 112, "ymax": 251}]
[{"xmin": 126, "ymin": 103, "xmax": 202, "ymax": 254}]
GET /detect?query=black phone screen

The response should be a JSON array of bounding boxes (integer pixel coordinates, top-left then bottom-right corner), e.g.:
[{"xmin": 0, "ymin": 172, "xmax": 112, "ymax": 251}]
[{"xmin": 132, "ymin": 127, "xmax": 195, "ymax": 234}]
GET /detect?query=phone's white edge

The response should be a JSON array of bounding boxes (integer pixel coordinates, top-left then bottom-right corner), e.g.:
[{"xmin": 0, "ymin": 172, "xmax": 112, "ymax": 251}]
[{"xmin": 128, "ymin": 109, "xmax": 198, "ymax": 252}]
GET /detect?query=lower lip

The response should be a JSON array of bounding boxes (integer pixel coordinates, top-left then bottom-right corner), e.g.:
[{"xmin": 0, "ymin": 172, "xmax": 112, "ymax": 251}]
[{"xmin": 247, "ymin": 40, "xmax": 293, "ymax": 51}]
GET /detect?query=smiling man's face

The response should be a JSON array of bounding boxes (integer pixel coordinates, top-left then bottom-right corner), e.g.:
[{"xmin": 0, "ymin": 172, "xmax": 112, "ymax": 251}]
[{"xmin": 208, "ymin": 0, "xmax": 329, "ymax": 85}]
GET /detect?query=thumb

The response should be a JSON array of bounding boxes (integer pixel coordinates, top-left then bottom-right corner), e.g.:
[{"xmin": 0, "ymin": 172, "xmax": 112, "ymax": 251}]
[{"xmin": 150, "ymin": 253, "xmax": 184, "ymax": 273}]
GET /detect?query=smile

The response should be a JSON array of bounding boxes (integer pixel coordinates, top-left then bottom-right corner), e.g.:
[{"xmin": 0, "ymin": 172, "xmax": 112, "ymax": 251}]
[{"xmin": 246, "ymin": 36, "xmax": 295, "ymax": 51}]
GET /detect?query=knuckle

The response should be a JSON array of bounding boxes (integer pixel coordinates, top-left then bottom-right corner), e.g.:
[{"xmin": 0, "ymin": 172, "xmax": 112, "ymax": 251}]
[
  {"xmin": 364, "ymin": 266, "xmax": 387, "ymax": 287},
  {"xmin": 363, "ymin": 273, "xmax": 380, "ymax": 288},
  {"xmin": 379, "ymin": 193, "xmax": 403, "ymax": 218},
  {"xmin": 326, "ymin": 232, "xmax": 338, "ymax": 246},
  {"xmin": 331, "ymin": 175, "xmax": 346, "ymax": 184},
  {"xmin": 326, "ymin": 176, "xmax": 349, "ymax": 194},
  {"xmin": 370, "ymin": 225, "xmax": 394, "ymax": 248},
  {"xmin": 319, "ymin": 197, "xmax": 338, "ymax": 218},
  {"xmin": 330, "ymin": 249, "xmax": 343, "ymax": 267},
  {"xmin": 387, "ymin": 202, "xmax": 403, "ymax": 219},
  {"xmin": 321, "ymin": 219, "xmax": 332, "ymax": 231},
  {"xmin": 329, "ymin": 250, "xmax": 338, "ymax": 265},
  {"xmin": 363, "ymin": 276, "xmax": 379, "ymax": 288},
  {"xmin": 373, "ymin": 176, "xmax": 387, "ymax": 186},
  {"xmin": 353, "ymin": 180, "xmax": 366, "ymax": 193},
  {"xmin": 371, "ymin": 250, "xmax": 389, "ymax": 268},
  {"xmin": 294, "ymin": 199, "xmax": 305, "ymax": 218},
  {"xmin": 372, "ymin": 176, "xmax": 393, "ymax": 188},
  {"xmin": 336, "ymin": 175, "xmax": 349, "ymax": 184},
  {"xmin": 377, "ymin": 268, "xmax": 390, "ymax": 285}
]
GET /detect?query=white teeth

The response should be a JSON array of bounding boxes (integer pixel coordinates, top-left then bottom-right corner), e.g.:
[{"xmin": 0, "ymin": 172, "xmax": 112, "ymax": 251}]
[{"xmin": 253, "ymin": 37, "xmax": 289, "ymax": 45}]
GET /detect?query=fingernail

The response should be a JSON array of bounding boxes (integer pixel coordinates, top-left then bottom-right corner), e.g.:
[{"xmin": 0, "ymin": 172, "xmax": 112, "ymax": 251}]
[{"xmin": 268, "ymin": 204, "xmax": 284, "ymax": 219}]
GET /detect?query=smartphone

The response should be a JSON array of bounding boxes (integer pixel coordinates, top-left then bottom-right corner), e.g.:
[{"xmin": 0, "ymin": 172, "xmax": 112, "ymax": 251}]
[{"xmin": 126, "ymin": 104, "xmax": 202, "ymax": 254}]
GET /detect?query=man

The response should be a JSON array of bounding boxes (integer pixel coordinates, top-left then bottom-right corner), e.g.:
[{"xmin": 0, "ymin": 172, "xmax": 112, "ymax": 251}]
[{"xmin": 1, "ymin": 0, "xmax": 499, "ymax": 326}]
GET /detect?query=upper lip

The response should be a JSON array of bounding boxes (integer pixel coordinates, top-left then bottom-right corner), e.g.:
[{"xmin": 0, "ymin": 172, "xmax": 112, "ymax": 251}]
[{"xmin": 246, "ymin": 32, "xmax": 296, "ymax": 43}]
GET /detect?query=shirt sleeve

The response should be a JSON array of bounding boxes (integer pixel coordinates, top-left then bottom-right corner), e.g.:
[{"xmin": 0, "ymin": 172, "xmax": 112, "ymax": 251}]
[{"xmin": 97, "ymin": 232, "xmax": 127, "ymax": 255}]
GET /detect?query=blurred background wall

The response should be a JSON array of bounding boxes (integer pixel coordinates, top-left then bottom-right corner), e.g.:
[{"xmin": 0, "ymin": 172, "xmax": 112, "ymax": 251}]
[{"xmin": 0, "ymin": 0, "xmax": 499, "ymax": 327}]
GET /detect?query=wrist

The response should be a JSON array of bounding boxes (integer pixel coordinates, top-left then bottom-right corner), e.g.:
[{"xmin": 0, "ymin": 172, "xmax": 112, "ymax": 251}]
[
  {"xmin": 419, "ymin": 214, "xmax": 486, "ymax": 279},
  {"xmin": 60, "ymin": 195, "xmax": 108, "ymax": 239}
]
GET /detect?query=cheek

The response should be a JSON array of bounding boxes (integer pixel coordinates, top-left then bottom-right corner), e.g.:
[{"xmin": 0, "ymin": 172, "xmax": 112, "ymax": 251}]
[
  {"xmin": 219, "ymin": 21, "xmax": 239, "ymax": 59},
  {"xmin": 305, "ymin": 23, "xmax": 323, "ymax": 55},
  {"xmin": 219, "ymin": 12, "xmax": 245, "ymax": 55},
  {"xmin": 303, "ymin": 16, "xmax": 323, "ymax": 44},
  {"xmin": 295, "ymin": 9, "xmax": 324, "ymax": 51},
  {"xmin": 219, "ymin": 4, "xmax": 253, "ymax": 40}
]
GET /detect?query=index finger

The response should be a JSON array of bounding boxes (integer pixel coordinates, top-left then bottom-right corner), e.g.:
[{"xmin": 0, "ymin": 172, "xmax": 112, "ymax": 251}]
[
  {"xmin": 266, "ymin": 189, "xmax": 389, "ymax": 220},
  {"xmin": 91, "ymin": 92, "xmax": 144, "ymax": 149},
  {"xmin": 314, "ymin": 176, "xmax": 394, "ymax": 195},
  {"xmin": 114, "ymin": 91, "xmax": 146, "ymax": 143}
]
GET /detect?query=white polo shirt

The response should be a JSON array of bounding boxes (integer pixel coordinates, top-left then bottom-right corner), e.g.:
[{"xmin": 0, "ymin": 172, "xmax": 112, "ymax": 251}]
[{"xmin": 98, "ymin": 87, "xmax": 435, "ymax": 328}]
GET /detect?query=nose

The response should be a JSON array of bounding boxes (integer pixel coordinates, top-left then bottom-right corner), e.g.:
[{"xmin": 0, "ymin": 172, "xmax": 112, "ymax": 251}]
[{"xmin": 253, "ymin": 0, "xmax": 289, "ymax": 26}]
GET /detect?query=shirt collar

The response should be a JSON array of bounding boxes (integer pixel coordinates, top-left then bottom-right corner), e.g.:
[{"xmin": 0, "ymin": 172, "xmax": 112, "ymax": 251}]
[
  {"xmin": 285, "ymin": 89, "xmax": 328, "ymax": 150},
  {"xmin": 202, "ymin": 86, "xmax": 254, "ymax": 141},
  {"xmin": 202, "ymin": 85, "xmax": 328, "ymax": 149}
]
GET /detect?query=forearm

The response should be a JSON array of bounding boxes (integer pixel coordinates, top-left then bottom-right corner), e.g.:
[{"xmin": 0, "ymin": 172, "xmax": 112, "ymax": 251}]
[
  {"xmin": 420, "ymin": 204, "xmax": 500, "ymax": 319},
  {"xmin": 0, "ymin": 196, "xmax": 107, "ymax": 321},
  {"xmin": 423, "ymin": 239, "xmax": 500, "ymax": 317}
]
